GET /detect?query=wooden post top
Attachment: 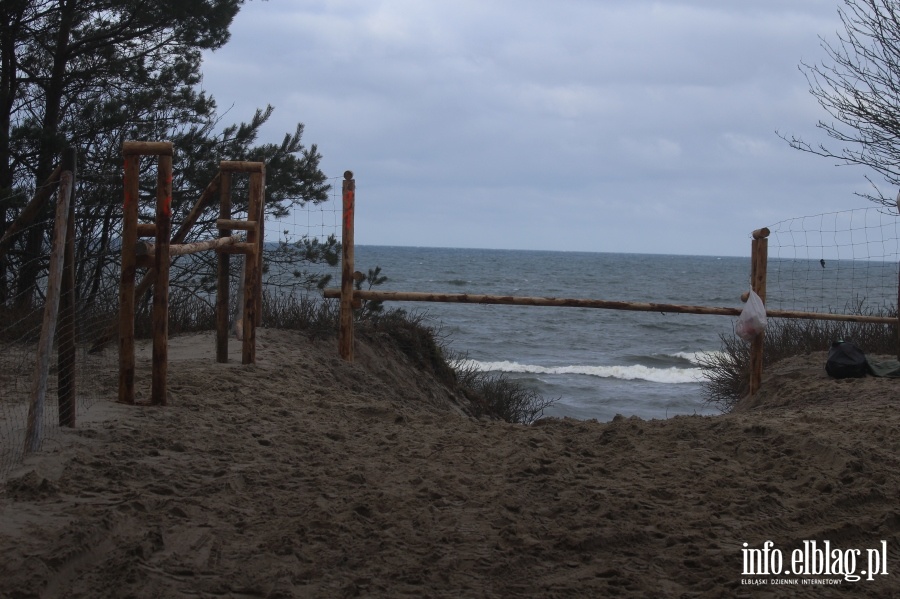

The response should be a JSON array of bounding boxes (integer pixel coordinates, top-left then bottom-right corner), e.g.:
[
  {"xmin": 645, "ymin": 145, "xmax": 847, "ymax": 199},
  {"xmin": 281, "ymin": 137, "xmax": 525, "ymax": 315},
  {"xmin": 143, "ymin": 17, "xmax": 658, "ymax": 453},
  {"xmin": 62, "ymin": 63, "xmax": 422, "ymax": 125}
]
[
  {"xmin": 219, "ymin": 160, "xmax": 265, "ymax": 173},
  {"xmin": 123, "ymin": 141, "xmax": 174, "ymax": 156},
  {"xmin": 752, "ymin": 227, "xmax": 770, "ymax": 239}
]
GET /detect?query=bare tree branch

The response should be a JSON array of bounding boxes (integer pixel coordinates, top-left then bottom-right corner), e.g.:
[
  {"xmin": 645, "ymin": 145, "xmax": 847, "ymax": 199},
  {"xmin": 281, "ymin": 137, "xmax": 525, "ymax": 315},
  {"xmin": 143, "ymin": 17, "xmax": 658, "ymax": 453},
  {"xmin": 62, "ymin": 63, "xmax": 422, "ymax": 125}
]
[{"xmin": 779, "ymin": 0, "xmax": 900, "ymax": 208}]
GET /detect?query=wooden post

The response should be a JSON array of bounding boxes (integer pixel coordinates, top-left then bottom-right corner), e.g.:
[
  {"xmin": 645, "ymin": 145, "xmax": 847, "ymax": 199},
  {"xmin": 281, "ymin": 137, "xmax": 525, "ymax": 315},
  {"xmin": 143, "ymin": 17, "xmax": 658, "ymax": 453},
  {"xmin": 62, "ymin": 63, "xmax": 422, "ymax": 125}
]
[
  {"xmin": 152, "ymin": 153, "xmax": 173, "ymax": 406},
  {"xmin": 217, "ymin": 170, "xmax": 232, "ymax": 363},
  {"xmin": 118, "ymin": 153, "xmax": 140, "ymax": 404},
  {"xmin": 242, "ymin": 170, "xmax": 263, "ymax": 364},
  {"xmin": 24, "ymin": 165, "xmax": 74, "ymax": 452},
  {"xmin": 339, "ymin": 171, "xmax": 356, "ymax": 361},
  {"xmin": 254, "ymin": 168, "xmax": 265, "ymax": 327},
  {"xmin": 242, "ymin": 247, "xmax": 257, "ymax": 364},
  {"xmin": 748, "ymin": 227, "xmax": 769, "ymax": 396},
  {"xmin": 57, "ymin": 147, "xmax": 77, "ymax": 427}
]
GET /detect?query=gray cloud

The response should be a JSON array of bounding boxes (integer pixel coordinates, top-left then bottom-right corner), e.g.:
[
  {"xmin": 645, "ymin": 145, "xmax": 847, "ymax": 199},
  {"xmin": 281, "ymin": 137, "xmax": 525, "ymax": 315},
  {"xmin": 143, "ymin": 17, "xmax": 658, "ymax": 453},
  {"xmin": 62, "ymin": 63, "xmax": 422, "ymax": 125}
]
[{"xmin": 201, "ymin": 0, "xmax": 872, "ymax": 255}]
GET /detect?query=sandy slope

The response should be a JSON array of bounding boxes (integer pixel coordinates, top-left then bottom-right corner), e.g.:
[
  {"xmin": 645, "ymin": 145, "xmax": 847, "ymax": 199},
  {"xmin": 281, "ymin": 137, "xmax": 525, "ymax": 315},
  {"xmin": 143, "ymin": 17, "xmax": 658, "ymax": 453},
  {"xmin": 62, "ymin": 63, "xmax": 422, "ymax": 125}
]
[{"xmin": 1, "ymin": 329, "xmax": 899, "ymax": 598}]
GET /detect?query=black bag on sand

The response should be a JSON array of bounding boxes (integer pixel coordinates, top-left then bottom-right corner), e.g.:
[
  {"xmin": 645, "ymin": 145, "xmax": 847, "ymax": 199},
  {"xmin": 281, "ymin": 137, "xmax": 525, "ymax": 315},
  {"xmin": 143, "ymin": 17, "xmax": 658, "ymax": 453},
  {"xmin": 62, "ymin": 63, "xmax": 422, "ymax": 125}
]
[{"xmin": 825, "ymin": 340, "xmax": 867, "ymax": 379}]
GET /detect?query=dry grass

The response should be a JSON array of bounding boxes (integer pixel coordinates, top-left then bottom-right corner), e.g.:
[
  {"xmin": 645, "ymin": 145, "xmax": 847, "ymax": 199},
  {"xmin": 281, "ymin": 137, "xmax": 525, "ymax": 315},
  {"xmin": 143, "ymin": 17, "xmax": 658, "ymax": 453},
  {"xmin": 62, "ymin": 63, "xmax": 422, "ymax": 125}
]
[{"xmin": 699, "ymin": 305, "xmax": 898, "ymax": 412}]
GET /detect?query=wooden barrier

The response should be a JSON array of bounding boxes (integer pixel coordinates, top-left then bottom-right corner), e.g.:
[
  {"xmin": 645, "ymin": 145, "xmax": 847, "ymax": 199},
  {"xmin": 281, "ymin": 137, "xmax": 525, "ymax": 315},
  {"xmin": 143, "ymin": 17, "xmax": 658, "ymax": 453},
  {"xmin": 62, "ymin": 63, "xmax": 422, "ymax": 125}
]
[
  {"xmin": 118, "ymin": 146, "xmax": 143, "ymax": 404},
  {"xmin": 123, "ymin": 141, "xmax": 174, "ymax": 156},
  {"xmin": 242, "ymin": 168, "xmax": 264, "ymax": 363},
  {"xmin": 323, "ymin": 288, "xmax": 899, "ymax": 324},
  {"xmin": 748, "ymin": 228, "xmax": 769, "ymax": 396},
  {"xmin": 136, "ymin": 235, "xmax": 244, "ymax": 257},
  {"xmin": 216, "ymin": 171, "xmax": 233, "ymax": 363},
  {"xmin": 151, "ymin": 153, "xmax": 173, "ymax": 406},
  {"xmin": 339, "ymin": 171, "xmax": 355, "ymax": 361},
  {"xmin": 25, "ymin": 149, "xmax": 76, "ymax": 451},
  {"xmin": 216, "ymin": 219, "xmax": 258, "ymax": 231},
  {"xmin": 118, "ymin": 142, "xmax": 265, "ymax": 405},
  {"xmin": 87, "ymin": 171, "xmax": 222, "ymax": 354},
  {"xmin": 325, "ymin": 198, "xmax": 895, "ymax": 396},
  {"xmin": 218, "ymin": 159, "xmax": 266, "ymax": 363},
  {"xmin": 136, "ymin": 223, "xmax": 157, "ymax": 237},
  {"xmin": 325, "ymin": 289, "xmax": 744, "ymax": 315},
  {"xmin": 219, "ymin": 160, "xmax": 264, "ymax": 173}
]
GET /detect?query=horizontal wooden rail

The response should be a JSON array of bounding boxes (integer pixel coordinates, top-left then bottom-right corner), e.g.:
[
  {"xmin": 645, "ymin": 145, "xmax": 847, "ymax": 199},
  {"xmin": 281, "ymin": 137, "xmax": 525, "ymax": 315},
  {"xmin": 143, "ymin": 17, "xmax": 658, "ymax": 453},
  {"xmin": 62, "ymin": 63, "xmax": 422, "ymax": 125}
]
[
  {"xmin": 324, "ymin": 289, "xmax": 744, "ymax": 315},
  {"xmin": 123, "ymin": 140, "xmax": 173, "ymax": 156},
  {"xmin": 216, "ymin": 243, "xmax": 257, "ymax": 255},
  {"xmin": 216, "ymin": 219, "xmax": 258, "ymax": 231},
  {"xmin": 764, "ymin": 309, "xmax": 898, "ymax": 324},
  {"xmin": 136, "ymin": 223, "xmax": 157, "ymax": 237},
  {"xmin": 136, "ymin": 235, "xmax": 242, "ymax": 257},
  {"xmin": 219, "ymin": 160, "xmax": 264, "ymax": 173},
  {"xmin": 322, "ymin": 289, "xmax": 900, "ymax": 324}
]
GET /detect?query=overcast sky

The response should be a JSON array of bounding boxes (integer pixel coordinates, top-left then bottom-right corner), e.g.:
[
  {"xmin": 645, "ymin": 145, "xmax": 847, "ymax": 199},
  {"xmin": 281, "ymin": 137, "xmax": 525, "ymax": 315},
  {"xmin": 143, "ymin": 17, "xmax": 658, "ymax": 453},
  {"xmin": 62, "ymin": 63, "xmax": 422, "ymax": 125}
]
[{"xmin": 200, "ymin": 0, "xmax": 878, "ymax": 257}]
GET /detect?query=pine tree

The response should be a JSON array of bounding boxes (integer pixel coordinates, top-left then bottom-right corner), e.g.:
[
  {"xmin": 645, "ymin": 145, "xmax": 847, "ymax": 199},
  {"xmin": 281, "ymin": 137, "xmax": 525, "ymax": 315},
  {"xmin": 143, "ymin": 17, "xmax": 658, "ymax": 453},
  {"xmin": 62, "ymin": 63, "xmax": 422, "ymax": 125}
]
[{"xmin": 0, "ymin": 0, "xmax": 333, "ymax": 311}]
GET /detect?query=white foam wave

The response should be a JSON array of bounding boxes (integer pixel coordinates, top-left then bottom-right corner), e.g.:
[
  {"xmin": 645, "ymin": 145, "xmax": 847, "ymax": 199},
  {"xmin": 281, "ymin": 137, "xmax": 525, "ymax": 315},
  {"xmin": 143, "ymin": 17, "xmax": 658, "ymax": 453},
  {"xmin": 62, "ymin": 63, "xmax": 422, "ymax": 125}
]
[
  {"xmin": 670, "ymin": 351, "xmax": 722, "ymax": 364},
  {"xmin": 457, "ymin": 359, "xmax": 704, "ymax": 384}
]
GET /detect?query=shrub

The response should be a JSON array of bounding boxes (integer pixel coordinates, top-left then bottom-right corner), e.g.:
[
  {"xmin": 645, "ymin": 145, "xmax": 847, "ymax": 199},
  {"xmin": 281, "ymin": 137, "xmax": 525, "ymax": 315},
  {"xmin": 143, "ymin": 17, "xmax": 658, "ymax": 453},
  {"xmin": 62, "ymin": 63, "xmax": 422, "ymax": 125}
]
[
  {"xmin": 699, "ymin": 304, "xmax": 898, "ymax": 412},
  {"xmin": 465, "ymin": 372, "xmax": 557, "ymax": 425},
  {"xmin": 354, "ymin": 308, "xmax": 556, "ymax": 424},
  {"xmin": 359, "ymin": 308, "xmax": 458, "ymax": 387},
  {"xmin": 262, "ymin": 292, "xmax": 338, "ymax": 338}
]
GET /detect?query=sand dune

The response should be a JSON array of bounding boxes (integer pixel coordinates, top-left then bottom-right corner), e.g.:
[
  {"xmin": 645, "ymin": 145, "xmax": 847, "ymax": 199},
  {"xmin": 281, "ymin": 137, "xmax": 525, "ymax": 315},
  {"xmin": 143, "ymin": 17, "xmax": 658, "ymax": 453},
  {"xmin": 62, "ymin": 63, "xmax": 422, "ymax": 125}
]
[{"xmin": 1, "ymin": 328, "xmax": 898, "ymax": 597}]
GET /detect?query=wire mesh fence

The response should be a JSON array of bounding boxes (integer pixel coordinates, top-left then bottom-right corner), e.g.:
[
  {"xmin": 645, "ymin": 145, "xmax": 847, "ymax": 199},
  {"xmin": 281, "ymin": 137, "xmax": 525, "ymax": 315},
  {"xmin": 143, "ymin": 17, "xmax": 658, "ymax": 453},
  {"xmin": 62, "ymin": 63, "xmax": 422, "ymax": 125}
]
[
  {"xmin": 765, "ymin": 207, "xmax": 900, "ymax": 316},
  {"xmin": 1, "ymin": 179, "xmax": 116, "ymax": 479}
]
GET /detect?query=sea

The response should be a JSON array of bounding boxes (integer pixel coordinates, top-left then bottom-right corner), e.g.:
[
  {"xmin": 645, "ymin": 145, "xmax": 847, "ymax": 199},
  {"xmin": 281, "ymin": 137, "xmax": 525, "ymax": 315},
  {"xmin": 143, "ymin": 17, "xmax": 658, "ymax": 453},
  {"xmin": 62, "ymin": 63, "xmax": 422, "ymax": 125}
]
[{"xmin": 349, "ymin": 246, "xmax": 753, "ymax": 422}]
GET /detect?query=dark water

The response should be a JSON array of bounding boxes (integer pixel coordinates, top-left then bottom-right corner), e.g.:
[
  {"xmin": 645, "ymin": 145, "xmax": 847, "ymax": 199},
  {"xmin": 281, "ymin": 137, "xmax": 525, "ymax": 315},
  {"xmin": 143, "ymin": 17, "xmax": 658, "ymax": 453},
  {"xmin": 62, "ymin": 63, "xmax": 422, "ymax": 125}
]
[
  {"xmin": 269, "ymin": 205, "xmax": 900, "ymax": 422},
  {"xmin": 351, "ymin": 246, "xmax": 754, "ymax": 422}
]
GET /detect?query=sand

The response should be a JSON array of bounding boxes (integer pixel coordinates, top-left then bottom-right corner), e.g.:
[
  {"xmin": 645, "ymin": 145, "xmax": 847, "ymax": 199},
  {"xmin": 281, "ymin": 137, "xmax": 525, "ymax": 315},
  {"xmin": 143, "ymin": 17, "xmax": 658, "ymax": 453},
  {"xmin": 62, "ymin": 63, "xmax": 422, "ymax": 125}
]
[{"xmin": 1, "ymin": 329, "xmax": 899, "ymax": 598}]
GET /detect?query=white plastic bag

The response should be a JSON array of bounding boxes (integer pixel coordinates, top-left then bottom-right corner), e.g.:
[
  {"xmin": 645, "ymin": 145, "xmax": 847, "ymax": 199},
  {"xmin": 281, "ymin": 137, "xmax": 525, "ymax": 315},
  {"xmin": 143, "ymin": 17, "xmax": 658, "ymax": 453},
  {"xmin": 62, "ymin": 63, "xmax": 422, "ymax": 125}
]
[{"xmin": 736, "ymin": 290, "xmax": 767, "ymax": 341}]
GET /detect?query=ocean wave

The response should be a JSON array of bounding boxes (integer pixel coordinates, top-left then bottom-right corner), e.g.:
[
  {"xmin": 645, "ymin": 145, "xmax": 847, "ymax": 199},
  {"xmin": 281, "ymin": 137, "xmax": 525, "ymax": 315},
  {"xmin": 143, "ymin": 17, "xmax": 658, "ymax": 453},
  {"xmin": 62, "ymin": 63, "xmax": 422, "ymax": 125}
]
[
  {"xmin": 610, "ymin": 351, "xmax": 722, "ymax": 367},
  {"xmin": 456, "ymin": 359, "xmax": 705, "ymax": 384},
  {"xmin": 670, "ymin": 351, "xmax": 722, "ymax": 364}
]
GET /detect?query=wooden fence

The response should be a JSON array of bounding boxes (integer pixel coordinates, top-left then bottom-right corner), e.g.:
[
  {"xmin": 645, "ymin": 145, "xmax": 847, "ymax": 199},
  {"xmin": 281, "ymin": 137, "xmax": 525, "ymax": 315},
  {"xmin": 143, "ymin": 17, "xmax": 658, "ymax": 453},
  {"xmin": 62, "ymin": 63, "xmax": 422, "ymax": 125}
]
[
  {"xmin": 0, "ymin": 141, "xmax": 266, "ymax": 458},
  {"xmin": 324, "ymin": 179, "xmax": 900, "ymax": 396},
  {"xmin": 118, "ymin": 141, "xmax": 265, "ymax": 406}
]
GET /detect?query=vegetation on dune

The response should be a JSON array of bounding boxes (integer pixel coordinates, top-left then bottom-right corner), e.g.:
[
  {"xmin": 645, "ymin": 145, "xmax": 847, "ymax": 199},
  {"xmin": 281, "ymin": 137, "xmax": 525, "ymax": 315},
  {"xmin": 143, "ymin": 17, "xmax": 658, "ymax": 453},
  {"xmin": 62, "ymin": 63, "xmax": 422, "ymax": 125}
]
[
  {"xmin": 698, "ymin": 305, "xmax": 898, "ymax": 413},
  {"xmin": 360, "ymin": 307, "xmax": 558, "ymax": 425},
  {"xmin": 284, "ymin": 295, "xmax": 558, "ymax": 426}
]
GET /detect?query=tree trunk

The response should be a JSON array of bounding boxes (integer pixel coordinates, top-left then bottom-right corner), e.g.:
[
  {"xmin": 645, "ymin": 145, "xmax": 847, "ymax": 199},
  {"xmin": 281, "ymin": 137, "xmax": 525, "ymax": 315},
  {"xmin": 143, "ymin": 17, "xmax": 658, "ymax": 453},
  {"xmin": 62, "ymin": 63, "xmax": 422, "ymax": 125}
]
[
  {"xmin": 0, "ymin": 0, "xmax": 25, "ymax": 305},
  {"xmin": 84, "ymin": 203, "xmax": 115, "ymax": 308},
  {"xmin": 17, "ymin": 0, "xmax": 77, "ymax": 308}
]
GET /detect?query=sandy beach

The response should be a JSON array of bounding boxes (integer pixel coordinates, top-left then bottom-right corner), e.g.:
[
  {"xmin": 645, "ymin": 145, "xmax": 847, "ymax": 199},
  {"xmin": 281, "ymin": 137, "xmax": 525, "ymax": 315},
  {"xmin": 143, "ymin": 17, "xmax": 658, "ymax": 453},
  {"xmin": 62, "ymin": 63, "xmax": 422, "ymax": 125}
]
[{"xmin": 1, "ymin": 328, "xmax": 898, "ymax": 597}]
